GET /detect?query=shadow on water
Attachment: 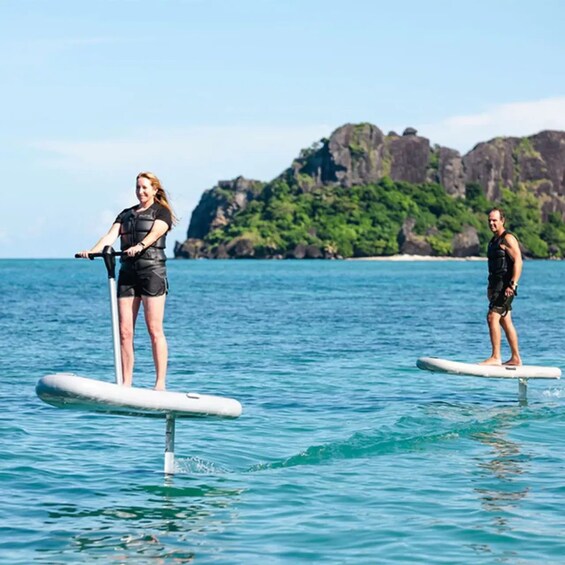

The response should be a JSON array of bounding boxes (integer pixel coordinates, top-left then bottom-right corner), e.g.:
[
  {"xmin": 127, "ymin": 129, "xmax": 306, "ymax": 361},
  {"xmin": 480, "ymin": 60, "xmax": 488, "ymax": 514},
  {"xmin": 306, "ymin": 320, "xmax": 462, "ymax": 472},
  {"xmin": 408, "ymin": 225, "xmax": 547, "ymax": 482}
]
[
  {"xmin": 470, "ymin": 408, "xmax": 531, "ymax": 533},
  {"xmin": 427, "ymin": 400, "xmax": 564, "ymax": 561},
  {"xmin": 474, "ymin": 430, "xmax": 529, "ymax": 517},
  {"xmin": 37, "ymin": 474, "xmax": 244, "ymax": 563}
]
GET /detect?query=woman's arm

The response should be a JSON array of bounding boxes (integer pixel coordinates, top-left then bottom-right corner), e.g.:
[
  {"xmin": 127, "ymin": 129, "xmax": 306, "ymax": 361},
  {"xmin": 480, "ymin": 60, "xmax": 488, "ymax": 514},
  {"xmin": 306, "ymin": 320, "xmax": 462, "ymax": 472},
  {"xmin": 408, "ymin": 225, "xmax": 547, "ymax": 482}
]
[
  {"xmin": 124, "ymin": 219, "xmax": 169, "ymax": 257},
  {"xmin": 76, "ymin": 222, "xmax": 121, "ymax": 257}
]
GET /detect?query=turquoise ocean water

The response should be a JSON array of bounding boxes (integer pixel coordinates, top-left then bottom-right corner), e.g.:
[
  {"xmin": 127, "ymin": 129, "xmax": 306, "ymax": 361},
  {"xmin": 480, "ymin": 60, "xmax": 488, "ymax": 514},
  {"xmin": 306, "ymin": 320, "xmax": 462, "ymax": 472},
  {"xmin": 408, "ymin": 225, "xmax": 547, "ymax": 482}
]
[{"xmin": 1, "ymin": 258, "xmax": 565, "ymax": 564}]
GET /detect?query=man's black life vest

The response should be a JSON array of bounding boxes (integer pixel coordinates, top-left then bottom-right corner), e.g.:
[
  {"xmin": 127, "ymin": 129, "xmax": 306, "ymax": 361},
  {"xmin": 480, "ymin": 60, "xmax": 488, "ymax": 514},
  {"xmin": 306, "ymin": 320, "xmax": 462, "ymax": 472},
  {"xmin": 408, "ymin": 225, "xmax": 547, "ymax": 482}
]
[
  {"xmin": 119, "ymin": 204, "xmax": 167, "ymax": 262},
  {"xmin": 487, "ymin": 230, "xmax": 514, "ymax": 287}
]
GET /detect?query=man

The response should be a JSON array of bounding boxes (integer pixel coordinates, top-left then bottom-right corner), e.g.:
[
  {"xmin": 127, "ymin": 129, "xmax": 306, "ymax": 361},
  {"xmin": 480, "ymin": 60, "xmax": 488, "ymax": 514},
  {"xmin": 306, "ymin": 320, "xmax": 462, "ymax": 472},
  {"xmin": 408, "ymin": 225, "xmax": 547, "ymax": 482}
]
[{"xmin": 480, "ymin": 208, "xmax": 522, "ymax": 366}]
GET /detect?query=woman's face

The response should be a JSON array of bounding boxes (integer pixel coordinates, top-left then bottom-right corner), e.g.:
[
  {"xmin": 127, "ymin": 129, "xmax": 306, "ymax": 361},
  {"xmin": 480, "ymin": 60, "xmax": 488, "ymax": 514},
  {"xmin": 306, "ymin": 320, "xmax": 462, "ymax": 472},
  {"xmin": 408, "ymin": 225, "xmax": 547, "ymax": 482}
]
[{"xmin": 136, "ymin": 176, "xmax": 157, "ymax": 205}]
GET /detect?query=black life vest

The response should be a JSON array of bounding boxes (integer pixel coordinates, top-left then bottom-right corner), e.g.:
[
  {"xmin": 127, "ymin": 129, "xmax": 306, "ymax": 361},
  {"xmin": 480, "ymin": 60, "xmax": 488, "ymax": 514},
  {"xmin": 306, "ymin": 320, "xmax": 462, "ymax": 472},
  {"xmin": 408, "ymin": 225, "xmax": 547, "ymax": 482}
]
[
  {"xmin": 487, "ymin": 230, "xmax": 514, "ymax": 286},
  {"xmin": 119, "ymin": 204, "xmax": 167, "ymax": 262}
]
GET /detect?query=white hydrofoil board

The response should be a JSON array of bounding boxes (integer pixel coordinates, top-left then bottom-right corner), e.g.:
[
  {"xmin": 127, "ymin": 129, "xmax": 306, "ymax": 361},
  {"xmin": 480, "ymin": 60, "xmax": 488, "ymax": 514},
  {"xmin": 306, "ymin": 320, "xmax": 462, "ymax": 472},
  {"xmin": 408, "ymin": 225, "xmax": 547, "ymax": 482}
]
[
  {"xmin": 36, "ymin": 373, "xmax": 243, "ymax": 418},
  {"xmin": 417, "ymin": 357, "xmax": 561, "ymax": 380}
]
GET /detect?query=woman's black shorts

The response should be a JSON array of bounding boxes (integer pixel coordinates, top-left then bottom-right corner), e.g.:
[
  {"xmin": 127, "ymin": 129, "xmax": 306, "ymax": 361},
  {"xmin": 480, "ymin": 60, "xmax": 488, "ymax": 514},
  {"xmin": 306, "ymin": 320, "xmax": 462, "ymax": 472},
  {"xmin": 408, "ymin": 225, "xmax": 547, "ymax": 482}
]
[{"xmin": 117, "ymin": 260, "xmax": 168, "ymax": 298}]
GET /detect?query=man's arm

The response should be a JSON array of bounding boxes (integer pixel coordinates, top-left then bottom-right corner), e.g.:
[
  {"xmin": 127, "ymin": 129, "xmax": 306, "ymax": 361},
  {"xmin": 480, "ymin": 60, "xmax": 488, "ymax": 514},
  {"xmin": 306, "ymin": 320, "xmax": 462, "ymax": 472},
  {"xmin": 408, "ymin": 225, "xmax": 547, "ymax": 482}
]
[{"xmin": 503, "ymin": 234, "xmax": 522, "ymax": 293}]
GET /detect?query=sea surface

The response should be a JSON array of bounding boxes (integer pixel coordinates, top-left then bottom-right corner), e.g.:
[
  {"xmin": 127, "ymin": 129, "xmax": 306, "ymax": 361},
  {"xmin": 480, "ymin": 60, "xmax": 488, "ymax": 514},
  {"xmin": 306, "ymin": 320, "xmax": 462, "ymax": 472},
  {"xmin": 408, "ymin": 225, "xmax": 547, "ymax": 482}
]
[{"xmin": 1, "ymin": 258, "xmax": 565, "ymax": 564}]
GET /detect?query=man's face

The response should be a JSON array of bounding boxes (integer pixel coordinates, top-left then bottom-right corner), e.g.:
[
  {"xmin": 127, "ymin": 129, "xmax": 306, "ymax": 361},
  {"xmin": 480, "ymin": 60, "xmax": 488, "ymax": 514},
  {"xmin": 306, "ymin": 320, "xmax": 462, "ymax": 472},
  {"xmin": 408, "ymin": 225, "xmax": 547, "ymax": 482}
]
[{"xmin": 488, "ymin": 211, "xmax": 504, "ymax": 234}]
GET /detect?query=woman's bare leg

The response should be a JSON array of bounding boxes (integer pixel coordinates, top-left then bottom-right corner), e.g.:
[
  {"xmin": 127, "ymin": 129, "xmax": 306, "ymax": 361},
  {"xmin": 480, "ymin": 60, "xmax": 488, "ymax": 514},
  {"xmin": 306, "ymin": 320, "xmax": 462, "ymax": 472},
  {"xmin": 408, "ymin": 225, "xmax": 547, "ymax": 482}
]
[
  {"xmin": 118, "ymin": 296, "xmax": 141, "ymax": 386},
  {"xmin": 142, "ymin": 294, "xmax": 168, "ymax": 390}
]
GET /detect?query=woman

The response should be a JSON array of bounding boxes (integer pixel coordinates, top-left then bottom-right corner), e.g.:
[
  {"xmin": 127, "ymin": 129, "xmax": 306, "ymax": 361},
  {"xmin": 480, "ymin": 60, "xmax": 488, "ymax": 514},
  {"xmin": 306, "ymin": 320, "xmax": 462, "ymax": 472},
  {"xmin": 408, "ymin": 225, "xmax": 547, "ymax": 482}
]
[{"xmin": 77, "ymin": 172, "xmax": 177, "ymax": 390}]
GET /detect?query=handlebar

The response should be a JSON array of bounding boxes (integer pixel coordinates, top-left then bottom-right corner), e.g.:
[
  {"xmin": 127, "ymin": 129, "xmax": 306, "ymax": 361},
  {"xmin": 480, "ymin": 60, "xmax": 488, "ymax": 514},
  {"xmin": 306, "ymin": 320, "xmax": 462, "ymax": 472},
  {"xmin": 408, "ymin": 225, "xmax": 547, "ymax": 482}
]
[
  {"xmin": 74, "ymin": 246, "xmax": 124, "ymax": 278},
  {"xmin": 75, "ymin": 251, "xmax": 125, "ymax": 260}
]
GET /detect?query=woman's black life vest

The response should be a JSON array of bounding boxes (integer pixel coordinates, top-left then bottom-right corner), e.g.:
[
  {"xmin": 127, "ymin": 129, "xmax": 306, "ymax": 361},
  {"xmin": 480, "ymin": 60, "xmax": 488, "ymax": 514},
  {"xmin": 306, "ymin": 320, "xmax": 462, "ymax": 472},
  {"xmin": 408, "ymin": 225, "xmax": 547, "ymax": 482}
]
[
  {"xmin": 119, "ymin": 204, "xmax": 167, "ymax": 262},
  {"xmin": 487, "ymin": 230, "xmax": 514, "ymax": 288}
]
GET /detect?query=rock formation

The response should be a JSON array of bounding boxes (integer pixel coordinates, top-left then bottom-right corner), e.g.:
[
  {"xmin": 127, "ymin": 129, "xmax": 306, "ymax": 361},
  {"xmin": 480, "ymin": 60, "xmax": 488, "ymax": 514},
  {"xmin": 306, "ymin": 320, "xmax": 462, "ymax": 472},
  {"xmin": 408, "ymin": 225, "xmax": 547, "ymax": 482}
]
[
  {"xmin": 397, "ymin": 218, "xmax": 434, "ymax": 256},
  {"xmin": 452, "ymin": 226, "xmax": 481, "ymax": 257},
  {"xmin": 175, "ymin": 124, "xmax": 565, "ymax": 259},
  {"xmin": 174, "ymin": 176, "xmax": 262, "ymax": 259},
  {"xmin": 463, "ymin": 131, "xmax": 565, "ymax": 218}
]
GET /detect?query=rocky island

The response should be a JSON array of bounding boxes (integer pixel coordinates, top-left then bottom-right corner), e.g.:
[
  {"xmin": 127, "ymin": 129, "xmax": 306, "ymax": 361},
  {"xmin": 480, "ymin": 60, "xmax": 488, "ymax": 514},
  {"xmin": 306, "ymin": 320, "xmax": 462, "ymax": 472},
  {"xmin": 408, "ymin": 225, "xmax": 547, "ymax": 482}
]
[{"xmin": 174, "ymin": 123, "xmax": 565, "ymax": 259}]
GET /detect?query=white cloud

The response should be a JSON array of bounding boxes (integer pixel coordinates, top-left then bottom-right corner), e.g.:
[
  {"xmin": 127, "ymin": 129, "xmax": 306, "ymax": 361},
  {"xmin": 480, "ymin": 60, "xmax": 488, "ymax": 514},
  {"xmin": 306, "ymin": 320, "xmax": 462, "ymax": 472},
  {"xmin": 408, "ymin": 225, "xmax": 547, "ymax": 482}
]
[
  {"xmin": 418, "ymin": 96, "xmax": 565, "ymax": 153},
  {"xmin": 31, "ymin": 123, "xmax": 330, "ymax": 211},
  {"xmin": 4, "ymin": 36, "xmax": 130, "ymax": 67},
  {"xmin": 27, "ymin": 124, "xmax": 330, "ymax": 255},
  {"xmin": 32, "ymin": 124, "xmax": 329, "ymax": 175}
]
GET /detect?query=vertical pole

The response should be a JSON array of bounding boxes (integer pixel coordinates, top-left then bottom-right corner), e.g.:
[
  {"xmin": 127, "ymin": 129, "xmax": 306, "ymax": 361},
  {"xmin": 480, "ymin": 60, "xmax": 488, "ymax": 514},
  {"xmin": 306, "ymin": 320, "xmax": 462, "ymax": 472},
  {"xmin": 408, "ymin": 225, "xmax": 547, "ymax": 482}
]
[
  {"xmin": 518, "ymin": 378, "xmax": 527, "ymax": 402},
  {"xmin": 165, "ymin": 414, "xmax": 176, "ymax": 475},
  {"xmin": 108, "ymin": 276, "xmax": 123, "ymax": 386}
]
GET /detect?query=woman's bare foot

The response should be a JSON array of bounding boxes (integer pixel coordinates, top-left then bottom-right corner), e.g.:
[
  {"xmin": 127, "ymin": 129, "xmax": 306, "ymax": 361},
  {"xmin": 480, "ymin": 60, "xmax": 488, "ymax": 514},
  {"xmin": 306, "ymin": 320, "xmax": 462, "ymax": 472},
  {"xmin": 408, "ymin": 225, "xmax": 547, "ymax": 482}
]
[{"xmin": 479, "ymin": 357, "xmax": 502, "ymax": 365}]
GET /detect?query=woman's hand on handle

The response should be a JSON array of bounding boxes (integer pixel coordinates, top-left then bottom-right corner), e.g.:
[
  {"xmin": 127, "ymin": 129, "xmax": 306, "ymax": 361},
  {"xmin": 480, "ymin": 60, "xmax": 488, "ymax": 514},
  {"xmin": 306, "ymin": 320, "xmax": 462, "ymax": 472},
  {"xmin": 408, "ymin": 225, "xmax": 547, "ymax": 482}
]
[{"xmin": 124, "ymin": 243, "xmax": 145, "ymax": 257}]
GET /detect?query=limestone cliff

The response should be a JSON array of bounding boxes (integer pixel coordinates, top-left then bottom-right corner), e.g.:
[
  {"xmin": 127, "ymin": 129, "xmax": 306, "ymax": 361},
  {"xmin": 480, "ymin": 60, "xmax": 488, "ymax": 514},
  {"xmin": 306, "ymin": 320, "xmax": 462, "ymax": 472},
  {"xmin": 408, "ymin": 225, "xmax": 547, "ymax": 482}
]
[
  {"xmin": 463, "ymin": 131, "xmax": 565, "ymax": 217},
  {"xmin": 174, "ymin": 124, "xmax": 565, "ymax": 259}
]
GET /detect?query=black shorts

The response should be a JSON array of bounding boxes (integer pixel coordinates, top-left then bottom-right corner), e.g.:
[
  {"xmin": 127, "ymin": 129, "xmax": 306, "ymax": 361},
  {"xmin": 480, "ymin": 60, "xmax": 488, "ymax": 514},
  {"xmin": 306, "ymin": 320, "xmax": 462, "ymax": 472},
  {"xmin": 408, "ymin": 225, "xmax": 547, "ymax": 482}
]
[
  {"xmin": 488, "ymin": 286, "xmax": 514, "ymax": 316},
  {"xmin": 118, "ymin": 260, "xmax": 168, "ymax": 298}
]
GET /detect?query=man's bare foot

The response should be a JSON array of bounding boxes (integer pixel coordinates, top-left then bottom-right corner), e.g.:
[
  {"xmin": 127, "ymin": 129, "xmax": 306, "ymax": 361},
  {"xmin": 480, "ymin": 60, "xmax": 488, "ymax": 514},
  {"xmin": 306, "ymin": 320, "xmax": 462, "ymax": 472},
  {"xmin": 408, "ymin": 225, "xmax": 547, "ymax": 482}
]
[
  {"xmin": 503, "ymin": 357, "xmax": 522, "ymax": 366},
  {"xmin": 479, "ymin": 357, "xmax": 502, "ymax": 365}
]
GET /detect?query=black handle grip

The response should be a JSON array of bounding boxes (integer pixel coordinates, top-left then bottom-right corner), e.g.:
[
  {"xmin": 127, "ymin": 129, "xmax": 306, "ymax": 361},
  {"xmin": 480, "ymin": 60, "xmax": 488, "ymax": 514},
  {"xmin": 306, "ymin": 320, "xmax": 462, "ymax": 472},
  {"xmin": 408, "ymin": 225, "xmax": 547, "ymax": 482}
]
[{"xmin": 74, "ymin": 251, "xmax": 125, "ymax": 259}]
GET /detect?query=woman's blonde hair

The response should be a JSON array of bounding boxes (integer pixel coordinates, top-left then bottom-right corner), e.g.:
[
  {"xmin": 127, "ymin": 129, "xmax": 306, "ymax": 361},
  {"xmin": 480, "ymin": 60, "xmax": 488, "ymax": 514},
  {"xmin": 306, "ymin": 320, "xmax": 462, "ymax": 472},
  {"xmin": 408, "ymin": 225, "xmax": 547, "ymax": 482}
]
[{"xmin": 137, "ymin": 171, "xmax": 178, "ymax": 226}]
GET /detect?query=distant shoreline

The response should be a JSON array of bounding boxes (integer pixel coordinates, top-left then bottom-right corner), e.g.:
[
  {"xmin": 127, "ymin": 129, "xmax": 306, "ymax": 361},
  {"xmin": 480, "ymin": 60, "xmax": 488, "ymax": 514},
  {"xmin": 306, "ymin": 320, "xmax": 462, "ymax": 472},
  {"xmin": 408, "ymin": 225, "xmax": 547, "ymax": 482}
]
[{"xmin": 346, "ymin": 255, "xmax": 487, "ymax": 262}]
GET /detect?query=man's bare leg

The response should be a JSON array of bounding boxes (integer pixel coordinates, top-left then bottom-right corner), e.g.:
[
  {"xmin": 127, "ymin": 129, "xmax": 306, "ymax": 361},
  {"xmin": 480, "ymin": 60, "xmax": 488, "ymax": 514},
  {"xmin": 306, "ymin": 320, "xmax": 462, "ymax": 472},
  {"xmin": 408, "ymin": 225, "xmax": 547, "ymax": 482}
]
[
  {"xmin": 480, "ymin": 310, "xmax": 502, "ymax": 365},
  {"xmin": 500, "ymin": 313, "xmax": 522, "ymax": 365}
]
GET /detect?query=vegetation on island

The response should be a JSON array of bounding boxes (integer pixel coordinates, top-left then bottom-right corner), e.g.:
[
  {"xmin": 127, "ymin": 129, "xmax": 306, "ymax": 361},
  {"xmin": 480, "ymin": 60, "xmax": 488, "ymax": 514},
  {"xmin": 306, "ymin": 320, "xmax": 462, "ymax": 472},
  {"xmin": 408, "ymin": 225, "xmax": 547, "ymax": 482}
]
[{"xmin": 202, "ymin": 177, "xmax": 565, "ymax": 259}]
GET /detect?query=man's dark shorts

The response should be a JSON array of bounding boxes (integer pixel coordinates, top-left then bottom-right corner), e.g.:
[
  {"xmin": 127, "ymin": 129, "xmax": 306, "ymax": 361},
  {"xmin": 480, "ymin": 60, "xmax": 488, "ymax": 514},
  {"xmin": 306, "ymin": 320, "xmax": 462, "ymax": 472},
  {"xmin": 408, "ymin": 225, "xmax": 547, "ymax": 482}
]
[
  {"xmin": 118, "ymin": 260, "xmax": 168, "ymax": 298},
  {"xmin": 488, "ymin": 285, "xmax": 514, "ymax": 316}
]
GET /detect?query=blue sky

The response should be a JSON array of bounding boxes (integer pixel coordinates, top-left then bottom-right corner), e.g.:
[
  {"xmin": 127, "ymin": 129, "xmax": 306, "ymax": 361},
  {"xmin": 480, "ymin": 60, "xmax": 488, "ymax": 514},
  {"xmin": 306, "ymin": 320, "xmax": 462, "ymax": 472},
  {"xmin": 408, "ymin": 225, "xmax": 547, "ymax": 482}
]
[{"xmin": 2, "ymin": 0, "xmax": 564, "ymax": 258}]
